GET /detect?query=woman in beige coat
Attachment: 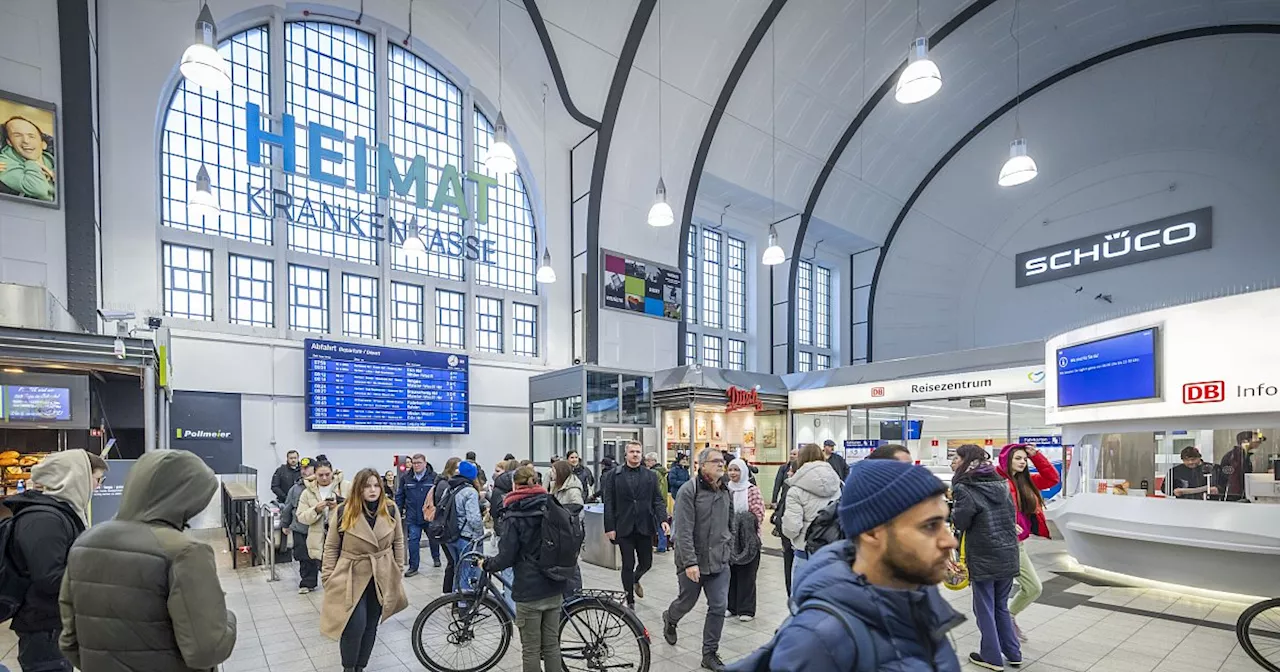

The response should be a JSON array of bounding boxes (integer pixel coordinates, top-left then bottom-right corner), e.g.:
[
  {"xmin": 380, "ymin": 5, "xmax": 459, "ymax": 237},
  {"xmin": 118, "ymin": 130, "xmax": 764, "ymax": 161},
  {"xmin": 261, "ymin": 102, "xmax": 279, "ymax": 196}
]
[
  {"xmin": 296, "ymin": 462, "xmax": 350, "ymax": 560},
  {"xmin": 320, "ymin": 468, "xmax": 408, "ymax": 672}
]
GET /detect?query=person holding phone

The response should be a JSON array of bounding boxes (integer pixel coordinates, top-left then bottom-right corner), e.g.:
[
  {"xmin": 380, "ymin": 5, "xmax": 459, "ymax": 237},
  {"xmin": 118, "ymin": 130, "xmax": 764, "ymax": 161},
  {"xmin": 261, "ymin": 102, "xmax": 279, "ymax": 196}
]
[{"xmin": 296, "ymin": 461, "xmax": 350, "ymax": 585}]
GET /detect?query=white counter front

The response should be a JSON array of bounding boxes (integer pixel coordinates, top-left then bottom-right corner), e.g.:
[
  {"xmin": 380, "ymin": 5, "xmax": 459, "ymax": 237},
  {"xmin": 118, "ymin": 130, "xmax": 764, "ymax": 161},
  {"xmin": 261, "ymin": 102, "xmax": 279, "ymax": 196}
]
[{"xmin": 1047, "ymin": 494, "xmax": 1280, "ymax": 598}]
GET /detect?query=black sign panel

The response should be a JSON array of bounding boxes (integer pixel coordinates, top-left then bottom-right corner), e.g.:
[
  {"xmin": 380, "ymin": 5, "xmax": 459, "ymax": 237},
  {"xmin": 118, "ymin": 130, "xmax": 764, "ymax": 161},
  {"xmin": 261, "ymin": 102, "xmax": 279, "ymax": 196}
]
[
  {"xmin": 1014, "ymin": 207, "xmax": 1212, "ymax": 287},
  {"xmin": 170, "ymin": 391, "xmax": 243, "ymax": 474}
]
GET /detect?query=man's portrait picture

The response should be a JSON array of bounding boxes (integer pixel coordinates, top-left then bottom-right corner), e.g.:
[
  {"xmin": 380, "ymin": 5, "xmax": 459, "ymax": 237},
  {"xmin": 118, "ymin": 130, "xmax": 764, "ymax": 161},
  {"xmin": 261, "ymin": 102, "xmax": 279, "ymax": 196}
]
[{"xmin": 0, "ymin": 91, "xmax": 58, "ymax": 208}]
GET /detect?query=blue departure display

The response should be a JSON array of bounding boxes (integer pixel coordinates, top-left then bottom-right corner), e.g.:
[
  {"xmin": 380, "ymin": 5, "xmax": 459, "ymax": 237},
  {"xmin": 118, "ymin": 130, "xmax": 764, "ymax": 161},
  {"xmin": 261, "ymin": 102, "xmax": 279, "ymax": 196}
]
[
  {"xmin": 305, "ymin": 339, "xmax": 469, "ymax": 433},
  {"xmin": 1056, "ymin": 327, "xmax": 1159, "ymax": 408}
]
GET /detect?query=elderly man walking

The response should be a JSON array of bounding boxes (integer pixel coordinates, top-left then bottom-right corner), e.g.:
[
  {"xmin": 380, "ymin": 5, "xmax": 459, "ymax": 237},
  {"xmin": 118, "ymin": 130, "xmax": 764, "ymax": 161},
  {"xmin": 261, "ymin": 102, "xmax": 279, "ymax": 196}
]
[{"xmin": 662, "ymin": 448, "xmax": 733, "ymax": 671}]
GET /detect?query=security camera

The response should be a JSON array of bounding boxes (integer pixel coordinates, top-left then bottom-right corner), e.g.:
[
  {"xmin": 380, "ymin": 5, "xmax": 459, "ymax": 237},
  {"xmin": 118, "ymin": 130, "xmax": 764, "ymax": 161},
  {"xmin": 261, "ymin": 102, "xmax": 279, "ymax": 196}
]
[
  {"xmin": 97, "ymin": 309, "xmax": 136, "ymax": 322},
  {"xmin": 147, "ymin": 316, "xmax": 163, "ymax": 329}
]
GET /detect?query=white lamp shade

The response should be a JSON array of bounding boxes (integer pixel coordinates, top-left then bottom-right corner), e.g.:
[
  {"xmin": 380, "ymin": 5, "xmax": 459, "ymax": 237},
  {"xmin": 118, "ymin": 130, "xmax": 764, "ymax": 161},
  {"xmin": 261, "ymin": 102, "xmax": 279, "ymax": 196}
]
[
  {"xmin": 895, "ymin": 38, "xmax": 941, "ymax": 104},
  {"xmin": 762, "ymin": 244, "xmax": 785, "ymax": 266},
  {"xmin": 401, "ymin": 232, "xmax": 428, "ymax": 261},
  {"xmin": 537, "ymin": 250, "xmax": 557, "ymax": 283},
  {"xmin": 484, "ymin": 113, "xmax": 519, "ymax": 175},
  {"xmin": 188, "ymin": 165, "xmax": 220, "ymax": 219},
  {"xmin": 647, "ymin": 178, "xmax": 674, "ymax": 227},
  {"xmin": 180, "ymin": 43, "xmax": 231, "ymax": 94},
  {"xmin": 998, "ymin": 138, "xmax": 1038, "ymax": 187}
]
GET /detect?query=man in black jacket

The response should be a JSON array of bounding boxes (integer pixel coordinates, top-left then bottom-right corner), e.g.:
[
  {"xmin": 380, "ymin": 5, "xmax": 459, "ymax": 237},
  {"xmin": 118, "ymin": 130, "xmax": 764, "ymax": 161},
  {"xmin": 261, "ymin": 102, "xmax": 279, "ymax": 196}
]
[
  {"xmin": 9, "ymin": 450, "xmax": 100, "ymax": 671},
  {"xmin": 822, "ymin": 440, "xmax": 849, "ymax": 482},
  {"xmin": 603, "ymin": 441, "xmax": 670, "ymax": 609},
  {"xmin": 270, "ymin": 450, "xmax": 301, "ymax": 503},
  {"xmin": 484, "ymin": 465, "xmax": 565, "ymax": 672}
]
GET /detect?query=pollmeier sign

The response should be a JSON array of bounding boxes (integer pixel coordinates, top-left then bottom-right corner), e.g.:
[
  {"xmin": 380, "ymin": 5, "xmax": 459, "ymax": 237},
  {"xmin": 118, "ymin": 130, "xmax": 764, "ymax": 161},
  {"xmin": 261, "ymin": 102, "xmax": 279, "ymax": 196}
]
[{"xmin": 1015, "ymin": 207, "xmax": 1212, "ymax": 288}]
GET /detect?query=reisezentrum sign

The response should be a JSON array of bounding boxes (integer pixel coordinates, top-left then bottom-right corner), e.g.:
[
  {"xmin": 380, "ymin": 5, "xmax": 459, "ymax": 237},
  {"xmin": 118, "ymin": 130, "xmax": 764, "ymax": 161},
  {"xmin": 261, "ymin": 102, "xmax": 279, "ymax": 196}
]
[
  {"xmin": 1014, "ymin": 207, "xmax": 1212, "ymax": 288},
  {"xmin": 242, "ymin": 103, "xmax": 503, "ymax": 264}
]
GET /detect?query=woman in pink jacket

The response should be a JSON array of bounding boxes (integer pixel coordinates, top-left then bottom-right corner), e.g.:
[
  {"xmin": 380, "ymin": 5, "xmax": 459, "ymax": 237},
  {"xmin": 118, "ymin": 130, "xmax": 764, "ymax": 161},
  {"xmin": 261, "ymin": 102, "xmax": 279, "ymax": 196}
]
[{"xmin": 996, "ymin": 443, "xmax": 1059, "ymax": 642}]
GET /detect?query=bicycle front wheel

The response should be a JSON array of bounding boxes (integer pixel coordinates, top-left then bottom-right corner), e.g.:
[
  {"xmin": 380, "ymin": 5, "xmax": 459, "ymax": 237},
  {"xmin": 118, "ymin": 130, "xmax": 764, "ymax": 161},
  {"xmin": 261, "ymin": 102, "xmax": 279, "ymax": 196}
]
[
  {"xmin": 1239, "ymin": 598, "xmax": 1280, "ymax": 672},
  {"xmin": 412, "ymin": 592, "xmax": 513, "ymax": 672},
  {"xmin": 559, "ymin": 597, "xmax": 651, "ymax": 672}
]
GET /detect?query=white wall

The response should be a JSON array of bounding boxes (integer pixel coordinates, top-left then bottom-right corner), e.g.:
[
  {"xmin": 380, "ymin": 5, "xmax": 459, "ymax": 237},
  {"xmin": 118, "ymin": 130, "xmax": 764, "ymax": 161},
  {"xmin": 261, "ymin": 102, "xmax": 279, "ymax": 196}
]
[{"xmin": 0, "ymin": 1, "xmax": 66, "ymax": 306}]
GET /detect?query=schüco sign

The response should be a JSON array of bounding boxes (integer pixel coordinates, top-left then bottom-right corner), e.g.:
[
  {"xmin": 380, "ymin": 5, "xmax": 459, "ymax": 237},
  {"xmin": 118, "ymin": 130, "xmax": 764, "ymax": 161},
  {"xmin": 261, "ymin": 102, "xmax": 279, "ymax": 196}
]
[
  {"xmin": 239, "ymin": 103, "xmax": 503, "ymax": 264},
  {"xmin": 1014, "ymin": 207, "xmax": 1213, "ymax": 288}
]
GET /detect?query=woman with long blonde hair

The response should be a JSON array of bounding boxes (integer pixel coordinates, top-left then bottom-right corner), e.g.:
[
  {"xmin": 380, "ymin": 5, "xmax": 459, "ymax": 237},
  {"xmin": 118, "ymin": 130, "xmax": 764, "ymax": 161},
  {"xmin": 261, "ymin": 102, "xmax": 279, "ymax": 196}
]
[{"xmin": 320, "ymin": 468, "xmax": 408, "ymax": 672}]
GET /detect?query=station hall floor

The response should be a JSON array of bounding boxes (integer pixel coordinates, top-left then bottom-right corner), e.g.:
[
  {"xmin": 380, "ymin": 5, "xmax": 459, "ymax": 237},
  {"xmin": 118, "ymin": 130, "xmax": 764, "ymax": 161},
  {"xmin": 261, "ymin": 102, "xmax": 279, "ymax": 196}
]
[{"xmin": 2, "ymin": 533, "xmax": 1264, "ymax": 672}]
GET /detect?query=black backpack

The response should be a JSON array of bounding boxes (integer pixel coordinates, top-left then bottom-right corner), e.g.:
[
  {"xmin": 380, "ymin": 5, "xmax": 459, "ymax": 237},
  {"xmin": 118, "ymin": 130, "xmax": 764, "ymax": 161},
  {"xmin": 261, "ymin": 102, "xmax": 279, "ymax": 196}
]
[
  {"xmin": 0, "ymin": 504, "xmax": 67, "ymax": 621},
  {"xmin": 509, "ymin": 498, "xmax": 584, "ymax": 581},
  {"xmin": 803, "ymin": 499, "xmax": 844, "ymax": 555},
  {"xmin": 428, "ymin": 482, "xmax": 464, "ymax": 543}
]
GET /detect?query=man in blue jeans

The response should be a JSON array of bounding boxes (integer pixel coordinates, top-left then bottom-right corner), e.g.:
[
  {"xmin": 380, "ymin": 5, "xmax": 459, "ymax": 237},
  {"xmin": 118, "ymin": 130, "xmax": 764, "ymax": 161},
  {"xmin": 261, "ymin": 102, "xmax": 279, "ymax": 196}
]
[{"xmin": 395, "ymin": 453, "xmax": 440, "ymax": 577}]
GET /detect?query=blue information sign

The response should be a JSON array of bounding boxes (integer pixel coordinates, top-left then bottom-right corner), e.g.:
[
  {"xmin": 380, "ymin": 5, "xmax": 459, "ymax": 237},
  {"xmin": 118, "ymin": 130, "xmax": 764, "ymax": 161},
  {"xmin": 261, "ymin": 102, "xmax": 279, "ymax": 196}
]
[
  {"xmin": 844, "ymin": 439, "xmax": 883, "ymax": 462},
  {"xmin": 304, "ymin": 339, "xmax": 469, "ymax": 434},
  {"xmin": 1056, "ymin": 327, "xmax": 1159, "ymax": 408}
]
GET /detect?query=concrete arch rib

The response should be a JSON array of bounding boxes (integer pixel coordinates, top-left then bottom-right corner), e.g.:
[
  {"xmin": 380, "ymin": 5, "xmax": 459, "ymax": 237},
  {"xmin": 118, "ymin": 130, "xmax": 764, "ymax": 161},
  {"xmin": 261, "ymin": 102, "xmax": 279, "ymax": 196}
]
[
  {"xmin": 785, "ymin": 0, "xmax": 1001, "ymax": 371},
  {"xmin": 864, "ymin": 24, "xmax": 1280, "ymax": 362}
]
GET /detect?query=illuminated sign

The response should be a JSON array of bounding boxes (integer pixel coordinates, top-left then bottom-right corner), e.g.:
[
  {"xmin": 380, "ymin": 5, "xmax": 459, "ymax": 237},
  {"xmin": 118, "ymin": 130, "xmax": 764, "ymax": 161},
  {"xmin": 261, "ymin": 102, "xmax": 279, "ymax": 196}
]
[{"xmin": 726, "ymin": 386, "xmax": 764, "ymax": 413}]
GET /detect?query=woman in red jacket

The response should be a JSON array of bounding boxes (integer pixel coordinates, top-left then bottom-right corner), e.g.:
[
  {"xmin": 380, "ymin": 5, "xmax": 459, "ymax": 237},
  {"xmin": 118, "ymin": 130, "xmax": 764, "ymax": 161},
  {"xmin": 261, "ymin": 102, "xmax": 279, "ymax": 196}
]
[{"xmin": 997, "ymin": 443, "xmax": 1059, "ymax": 642}]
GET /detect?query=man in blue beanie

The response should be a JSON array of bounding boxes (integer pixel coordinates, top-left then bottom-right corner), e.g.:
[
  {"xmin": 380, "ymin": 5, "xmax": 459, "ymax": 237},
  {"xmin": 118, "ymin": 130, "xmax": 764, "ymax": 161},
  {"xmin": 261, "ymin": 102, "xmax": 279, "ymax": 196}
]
[{"xmin": 729, "ymin": 459, "xmax": 964, "ymax": 672}]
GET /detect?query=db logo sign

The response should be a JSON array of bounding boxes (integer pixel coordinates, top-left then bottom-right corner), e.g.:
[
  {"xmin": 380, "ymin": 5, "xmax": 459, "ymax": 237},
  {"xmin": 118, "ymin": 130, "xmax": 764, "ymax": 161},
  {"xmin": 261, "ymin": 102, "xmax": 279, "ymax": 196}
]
[
  {"xmin": 1183, "ymin": 381, "xmax": 1225, "ymax": 404},
  {"xmin": 871, "ymin": 387, "xmax": 885, "ymax": 398}
]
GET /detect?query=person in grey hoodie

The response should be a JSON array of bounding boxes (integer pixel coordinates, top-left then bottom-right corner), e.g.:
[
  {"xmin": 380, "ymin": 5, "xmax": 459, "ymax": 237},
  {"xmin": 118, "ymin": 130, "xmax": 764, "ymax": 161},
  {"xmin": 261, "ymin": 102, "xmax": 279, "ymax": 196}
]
[
  {"xmin": 662, "ymin": 448, "xmax": 732, "ymax": 672},
  {"xmin": 780, "ymin": 444, "xmax": 842, "ymax": 586},
  {"xmin": 282, "ymin": 459, "xmax": 318, "ymax": 592}
]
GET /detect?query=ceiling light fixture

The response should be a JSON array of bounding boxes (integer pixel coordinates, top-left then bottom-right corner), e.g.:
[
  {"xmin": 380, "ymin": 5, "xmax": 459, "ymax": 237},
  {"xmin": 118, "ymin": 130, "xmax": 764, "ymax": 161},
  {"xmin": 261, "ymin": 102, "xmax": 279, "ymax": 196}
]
[
  {"xmin": 895, "ymin": 0, "xmax": 941, "ymax": 104},
  {"xmin": 647, "ymin": 0, "xmax": 672, "ymax": 227},
  {"xmin": 998, "ymin": 0, "xmax": 1037, "ymax": 187},
  {"xmin": 188, "ymin": 164, "xmax": 220, "ymax": 219},
  {"xmin": 484, "ymin": 0, "xmax": 517, "ymax": 175},
  {"xmin": 536, "ymin": 249, "xmax": 557, "ymax": 284},
  {"xmin": 401, "ymin": 229, "xmax": 428, "ymax": 261},
  {"xmin": 762, "ymin": 225, "xmax": 785, "ymax": 266},
  {"xmin": 179, "ymin": 2, "xmax": 231, "ymax": 94},
  {"xmin": 537, "ymin": 83, "xmax": 556, "ymax": 284}
]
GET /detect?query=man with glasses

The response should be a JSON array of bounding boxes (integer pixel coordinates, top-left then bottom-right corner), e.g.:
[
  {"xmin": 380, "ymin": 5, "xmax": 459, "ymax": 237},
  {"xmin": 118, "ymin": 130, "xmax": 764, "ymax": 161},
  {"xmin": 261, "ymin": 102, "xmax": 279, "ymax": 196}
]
[
  {"xmin": 662, "ymin": 448, "xmax": 733, "ymax": 671},
  {"xmin": 602, "ymin": 441, "xmax": 669, "ymax": 609}
]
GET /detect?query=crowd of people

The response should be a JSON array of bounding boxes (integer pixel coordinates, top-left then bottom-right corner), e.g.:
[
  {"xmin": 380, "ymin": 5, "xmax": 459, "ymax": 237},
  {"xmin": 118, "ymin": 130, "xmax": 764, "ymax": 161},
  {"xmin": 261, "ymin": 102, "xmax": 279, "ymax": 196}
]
[{"xmin": 2, "ymin": 436, "xmax": 1064, "ymax": 672}]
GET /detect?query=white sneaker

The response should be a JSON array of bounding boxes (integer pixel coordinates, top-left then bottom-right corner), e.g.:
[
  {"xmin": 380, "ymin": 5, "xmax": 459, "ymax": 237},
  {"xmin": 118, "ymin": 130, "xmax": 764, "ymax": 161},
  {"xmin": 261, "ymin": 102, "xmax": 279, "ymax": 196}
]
[
  {"xmin": 298, "ymin": 587, "xmax": 311, "ymax": 594},
  {"xmin": 739, "ymin": 615, "xmax": 754, "ymax": 622}
]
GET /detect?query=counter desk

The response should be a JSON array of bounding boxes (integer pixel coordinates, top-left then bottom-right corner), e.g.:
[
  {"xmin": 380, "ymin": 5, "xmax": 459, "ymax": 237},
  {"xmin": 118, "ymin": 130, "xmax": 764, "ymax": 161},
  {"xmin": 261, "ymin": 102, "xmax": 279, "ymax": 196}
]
[{"xmin": 1047, "ymin": 494, "xmax": 1280, "ymax": 598}]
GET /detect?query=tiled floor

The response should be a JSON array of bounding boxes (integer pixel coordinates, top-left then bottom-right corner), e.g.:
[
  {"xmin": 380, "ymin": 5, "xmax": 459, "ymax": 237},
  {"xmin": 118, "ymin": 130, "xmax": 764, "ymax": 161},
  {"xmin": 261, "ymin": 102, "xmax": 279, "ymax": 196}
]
[{"xmin": 3, "ymin": 534, "xmax": 1269, "ymax": 671}]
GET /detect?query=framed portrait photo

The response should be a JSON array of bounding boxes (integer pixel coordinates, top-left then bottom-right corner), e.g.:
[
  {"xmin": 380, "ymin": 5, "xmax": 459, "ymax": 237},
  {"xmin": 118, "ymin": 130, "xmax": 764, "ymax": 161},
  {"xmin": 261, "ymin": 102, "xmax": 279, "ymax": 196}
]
[{"xmin": 0, "ymin": 90, "xmax": 59, "ymax": 209}]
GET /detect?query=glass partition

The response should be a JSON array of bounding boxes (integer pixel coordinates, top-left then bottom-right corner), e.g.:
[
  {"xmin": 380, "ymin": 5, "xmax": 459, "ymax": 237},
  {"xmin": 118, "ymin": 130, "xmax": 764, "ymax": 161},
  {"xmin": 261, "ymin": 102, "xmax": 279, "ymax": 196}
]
[
  {"xmin": 586, "ymin": 371, "xmax": 620, "ymax": 424},
  {"xmin": 620, "ymin": 374, "xmax": 652, "ymax": 424}
]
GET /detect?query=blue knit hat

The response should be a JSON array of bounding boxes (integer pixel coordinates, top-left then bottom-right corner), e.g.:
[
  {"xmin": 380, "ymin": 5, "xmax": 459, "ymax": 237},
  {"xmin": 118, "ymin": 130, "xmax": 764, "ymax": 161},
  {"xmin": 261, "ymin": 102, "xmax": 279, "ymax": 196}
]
[
  {"xmin": 838, "ymin": 459, "xmax": 947, "ymax": 538},
  {"xmin": 458, "ymin": 460, "xmax": 478, "ymax": 481}
]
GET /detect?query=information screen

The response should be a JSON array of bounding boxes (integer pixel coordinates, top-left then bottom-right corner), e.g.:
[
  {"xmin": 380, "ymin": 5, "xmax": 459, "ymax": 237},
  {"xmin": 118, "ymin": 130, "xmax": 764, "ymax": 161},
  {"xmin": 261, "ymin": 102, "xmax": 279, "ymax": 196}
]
[
  {"xmin": 1056, "ymin": 327, "xmax": 1159, "ymax": 408},
  {"xmin": 4, "ymin": 386, "xmax": 72, "ymax": 421},
  {"xmin": 305, "ymin": 339, "xmax": 469, "ymax": 434},
  {"xmin": 879, "ymin": 420, "xmax": 923, "ymax": 441}
]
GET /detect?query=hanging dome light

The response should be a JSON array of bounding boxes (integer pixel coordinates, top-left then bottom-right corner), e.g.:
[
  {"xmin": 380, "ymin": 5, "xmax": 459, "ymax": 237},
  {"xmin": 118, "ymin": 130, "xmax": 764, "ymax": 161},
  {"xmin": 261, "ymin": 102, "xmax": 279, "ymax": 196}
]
[
  {"xmin": 484, "ymin": 112, "xmax": 519, "ymax": 175},
  {"xmin": 998, "ymin": 137, "xmax": 1038, "ymax": 187},
  {"xmin": 762, "ymin": 225, "xmax": 785, "ymax": 266},
  {"xmin": 536, "ymin": 249, "xmax": 557, "ymax": 284},
  {"xmin": 895, "ymin": 37, "xmax": 942, "ymax": 104},
  {"xmin": 647, "ymin": 178, "xmax": 674, "ymax": 227},
  {"xmin": 179, "ymin": 3, "xmax": 231, "ymax": 94},
  {"xmin": 188, "ymin": 164, "xmax": 220, "ymax": 219},
  {"xmin": 401, "ymin": 230, "xmax": 429, "ymax": 261}
]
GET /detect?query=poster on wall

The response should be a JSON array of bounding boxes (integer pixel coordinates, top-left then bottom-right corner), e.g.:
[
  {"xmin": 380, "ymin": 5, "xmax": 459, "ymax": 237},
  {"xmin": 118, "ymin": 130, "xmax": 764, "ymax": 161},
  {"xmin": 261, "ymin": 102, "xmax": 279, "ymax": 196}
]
[
  {"xmin": 601, "ymin": 249, "xmax": 682, "ymax": 321},
  {"xmin": 0, "ymin": 90, "xmax": 59, "ymax": 208}
]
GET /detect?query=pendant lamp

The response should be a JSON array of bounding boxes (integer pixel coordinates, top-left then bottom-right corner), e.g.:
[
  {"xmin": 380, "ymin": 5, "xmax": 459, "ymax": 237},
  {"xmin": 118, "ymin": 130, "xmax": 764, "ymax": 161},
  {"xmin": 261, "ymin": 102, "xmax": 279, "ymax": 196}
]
[
  {"xmin": 188, "ymin": 164, "xmax": 220, "ymax": 219},
  {"xmin": 647, "ymin": 178, "xmax": 674, "ymax": 227},
  {"xmin": 998, "ymin": 138, "xmax": 1038, "ymax": 187},
  {"xmin": 180, "ymin": 2, "xmax": 231, "ymax": 94},
  {"xmin": 484, "ymin": 113, "xmax": 519, "ymax": 175},
  {"xmin": 536, "ymin": 249, "xmax": 557, "ymax": 284},
  {"xmin": 401, "ymin": 230, "xmax": 429, "ymax": 261},
  {"xmin": 761, "ymin": 225, "xmax": 785, "ymax": 266},
  {"xmin": 895, "ymin": 37, "xmax": 942, "ymax": 104}
]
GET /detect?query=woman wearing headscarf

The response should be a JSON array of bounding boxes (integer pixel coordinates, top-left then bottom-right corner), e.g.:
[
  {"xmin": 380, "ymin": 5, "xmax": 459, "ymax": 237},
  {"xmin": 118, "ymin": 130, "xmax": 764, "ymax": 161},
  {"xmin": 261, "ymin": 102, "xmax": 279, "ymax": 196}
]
[
  {"xmin": 725, "ymin": 457, "xmax": 764, "ymax": 621},
  {"xmin": 951, "ymin": 444, "xmax": 1021, "ymax": 670}
]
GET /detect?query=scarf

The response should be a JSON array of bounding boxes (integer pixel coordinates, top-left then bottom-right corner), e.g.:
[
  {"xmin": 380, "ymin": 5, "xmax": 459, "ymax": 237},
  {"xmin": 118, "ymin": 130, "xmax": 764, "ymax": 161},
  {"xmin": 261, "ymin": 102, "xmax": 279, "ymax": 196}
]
[{"xmin": 727, "ymin": 458, "xmax": 751, "ymax": 512}]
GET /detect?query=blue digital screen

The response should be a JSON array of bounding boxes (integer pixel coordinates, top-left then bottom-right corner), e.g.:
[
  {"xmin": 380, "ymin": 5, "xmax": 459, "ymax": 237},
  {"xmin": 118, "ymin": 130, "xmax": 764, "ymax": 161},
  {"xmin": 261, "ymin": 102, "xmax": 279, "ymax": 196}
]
[
  {"xmin": 305, "ymin": 339, "xmax": 469, "ymax": 434},
  {"xmin": 879, "ymin": 420, "xmax": 923, "ymax": 441},
  {"xmin": 5, "ymin": 386, "xmax": 71, "ymax": 421},
  {"xmin": 1056, "ymin": 327, "xmax": 1159, "ymax": 408}
]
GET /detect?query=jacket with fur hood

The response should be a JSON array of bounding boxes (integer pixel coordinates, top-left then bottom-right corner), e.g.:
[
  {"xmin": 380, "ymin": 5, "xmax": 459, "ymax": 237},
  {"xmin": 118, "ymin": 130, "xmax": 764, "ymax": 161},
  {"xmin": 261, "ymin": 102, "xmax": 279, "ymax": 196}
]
[
  {"xmin": 781, "ymin": 460, "xmax": 842, "ymax": 547},
  {"xmin": 8, "ymin": 450, "xmax": 92, "ymax": 633},
  {"xmin": 295, "ymin": 471, "xmax": 351, "ymax": 558},
  {"xmin": 60, "ymin": 449, "xmax": 236, "ymax": 671}
]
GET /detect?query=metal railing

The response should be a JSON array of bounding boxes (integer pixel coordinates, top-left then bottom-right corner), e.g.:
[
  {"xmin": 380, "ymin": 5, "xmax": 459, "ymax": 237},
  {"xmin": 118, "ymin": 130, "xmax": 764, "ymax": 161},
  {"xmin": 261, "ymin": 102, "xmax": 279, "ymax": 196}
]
[{"xmin": 257, "ymin": 503, "xmax": 281, "ymax": 582}]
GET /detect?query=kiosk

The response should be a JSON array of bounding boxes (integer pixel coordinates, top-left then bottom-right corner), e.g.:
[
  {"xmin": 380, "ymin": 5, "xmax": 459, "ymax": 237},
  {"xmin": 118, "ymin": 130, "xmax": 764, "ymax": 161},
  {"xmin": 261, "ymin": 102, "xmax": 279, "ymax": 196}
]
[{"xmin": 1046, "ymin": 288, "xmax": 1280, "ymax": 598}]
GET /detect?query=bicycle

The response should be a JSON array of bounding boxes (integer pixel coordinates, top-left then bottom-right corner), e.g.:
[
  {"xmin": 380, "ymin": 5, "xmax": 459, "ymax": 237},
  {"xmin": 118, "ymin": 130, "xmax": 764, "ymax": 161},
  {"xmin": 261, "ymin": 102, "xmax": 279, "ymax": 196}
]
[
  {"xmin": 1237, "ymin": 597, "xmax": 1280, "ymax": 671},
  {"xmin": 411, "ymin": 535, "xmax": 651, "ymax": 672}
]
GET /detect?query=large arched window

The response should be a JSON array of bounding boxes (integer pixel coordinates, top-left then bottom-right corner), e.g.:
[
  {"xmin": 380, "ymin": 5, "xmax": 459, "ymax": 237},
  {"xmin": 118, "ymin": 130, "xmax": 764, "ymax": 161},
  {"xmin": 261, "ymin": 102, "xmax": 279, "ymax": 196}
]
[{"xmin": 157, "ymin": 19, "xmax": 541, "ymax": 359}]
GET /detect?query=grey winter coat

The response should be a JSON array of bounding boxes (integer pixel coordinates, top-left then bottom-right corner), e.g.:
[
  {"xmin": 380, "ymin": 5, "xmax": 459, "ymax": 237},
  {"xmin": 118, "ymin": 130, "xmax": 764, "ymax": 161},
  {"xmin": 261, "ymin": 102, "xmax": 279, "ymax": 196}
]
[
  {"xmin": 284, "ymin": 479, "xmax": 309, "ymax": 534},
  {"xmin": 951, "ymin": 469, "xmax": 1019, "ymax": 582},
  {"xmin": 781, "ymin": 460, "xmax": 843, "ymax": 547},
  {"xmin": 672, "ymin": 474, "xmax": 732, "ymax": 575}
]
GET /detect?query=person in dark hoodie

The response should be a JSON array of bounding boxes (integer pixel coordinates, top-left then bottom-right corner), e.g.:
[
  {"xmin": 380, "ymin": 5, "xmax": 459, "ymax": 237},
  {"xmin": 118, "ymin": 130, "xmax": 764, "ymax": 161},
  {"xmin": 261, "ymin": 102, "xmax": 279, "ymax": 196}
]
[
  {"xmin": 729, "ymin": 458, "xmax": 963, "ymax": 672},
  {"xmin": 7, "ymin": 450, "xmax": 98, "ymax": 671},
  {"xmin": 60, "ymin": 449, "xmax": 237, "ymax": 671},
  {"xmin": 951, "ymin": 444, "xmax": 1020, "ymax": 671},
  {"xmin": 271, "ymin": 450, "xmax": 302, "ymax": 502},
  {"xmin": 667, "ymin": 452, "xmax": 691, "ymax": 499},
  {"xmin": 484, "ymin": 465, "xmax": 566, "ymax": 672}
]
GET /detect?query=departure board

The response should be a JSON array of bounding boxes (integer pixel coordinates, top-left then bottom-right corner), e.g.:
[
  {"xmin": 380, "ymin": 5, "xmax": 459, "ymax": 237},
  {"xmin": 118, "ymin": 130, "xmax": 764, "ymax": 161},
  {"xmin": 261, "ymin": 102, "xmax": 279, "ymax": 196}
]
[{"xmin": 304, "ymin": 339, "xmax": 469, "ymax": 434}]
